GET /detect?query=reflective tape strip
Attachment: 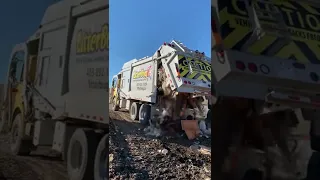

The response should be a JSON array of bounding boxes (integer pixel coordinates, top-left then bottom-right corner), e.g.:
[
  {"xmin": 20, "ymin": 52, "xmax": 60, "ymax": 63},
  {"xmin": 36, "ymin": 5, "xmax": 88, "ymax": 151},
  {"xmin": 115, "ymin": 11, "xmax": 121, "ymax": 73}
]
[
  {"xmin": 178, "ymin": 55, "xmax": 211, "ymax": 82},
  {"xmin": 80, "ymin": 114, "xmax": 103, "ymax": 121},
  {"xmin": 217, "ymin": 0, "xmax": 320, "ymax": 64}
]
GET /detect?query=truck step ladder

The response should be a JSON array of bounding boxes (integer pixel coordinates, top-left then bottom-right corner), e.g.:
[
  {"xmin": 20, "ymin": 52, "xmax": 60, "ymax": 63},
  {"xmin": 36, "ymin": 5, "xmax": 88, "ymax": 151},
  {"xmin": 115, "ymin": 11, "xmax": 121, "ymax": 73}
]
[{"xmin": 241, "ymin": 0, "xmax": 291, "ymax": 55}]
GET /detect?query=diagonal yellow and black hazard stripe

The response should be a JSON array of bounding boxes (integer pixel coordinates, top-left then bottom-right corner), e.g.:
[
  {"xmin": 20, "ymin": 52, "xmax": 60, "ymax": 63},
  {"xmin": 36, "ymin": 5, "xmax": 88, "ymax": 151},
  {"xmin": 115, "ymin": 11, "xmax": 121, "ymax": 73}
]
[
  {"xmin": 178, "ymin": 56, "xmax": 211, "ymax": 82},
  {"xmin": 216, "ymin": 0, "xmax": 320, "ymax": 64}
]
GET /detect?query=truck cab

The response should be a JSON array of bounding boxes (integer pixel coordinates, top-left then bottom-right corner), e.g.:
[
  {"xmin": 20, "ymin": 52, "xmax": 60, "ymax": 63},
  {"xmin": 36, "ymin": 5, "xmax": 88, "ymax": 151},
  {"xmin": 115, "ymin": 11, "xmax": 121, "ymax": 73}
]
[
  {"xmin": 110, "ymin": 74, "xmax": 122, "ymax": 109},
  {"xmin": 1, "ymin": 42, "xmax": 38, "ymax": 134}
]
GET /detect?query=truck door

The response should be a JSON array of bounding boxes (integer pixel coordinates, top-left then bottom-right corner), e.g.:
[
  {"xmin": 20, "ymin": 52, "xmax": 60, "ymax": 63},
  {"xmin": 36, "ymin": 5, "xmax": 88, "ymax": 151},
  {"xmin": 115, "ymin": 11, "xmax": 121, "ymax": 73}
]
[
  {"xmin": 110, "ymin": 76, "xmax": 117, "ymax": 103},
  {"xmin": 4, "ymin": 45, "xmax": 27, "ymax": 126},
  {"xmin": 115, "ymin": 74, "xmax": 122, "ymax": 102}
]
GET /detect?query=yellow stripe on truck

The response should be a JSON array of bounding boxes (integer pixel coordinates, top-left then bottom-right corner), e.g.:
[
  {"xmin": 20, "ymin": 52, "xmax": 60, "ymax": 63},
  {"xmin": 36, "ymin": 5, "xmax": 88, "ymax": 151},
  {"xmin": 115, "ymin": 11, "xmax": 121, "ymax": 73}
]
[
  {"xmin": 178, "ymin": 55, "xmax": 211, "ymax": 82},
  {"xmin": 217, "ymin": 0, "xmax": 320, "ymax": 64}
]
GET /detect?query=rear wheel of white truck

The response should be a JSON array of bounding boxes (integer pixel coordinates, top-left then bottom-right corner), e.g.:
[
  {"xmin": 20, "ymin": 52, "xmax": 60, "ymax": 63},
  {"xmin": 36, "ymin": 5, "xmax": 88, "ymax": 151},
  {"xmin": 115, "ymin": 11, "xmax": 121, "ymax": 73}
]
[
  {"xmin": 0, "ymin": 111, "xmax": 8, "ymax": 134},
  {"xmin": 130, "ymin": 102, "xmax": 140, "ymax": 121},
  {"xmin": 67, "ymin": 128, "xmax": 99, "ymax": 180},
  {"xmin": 139, "ymin": 104, "xmax": 151, "ymax": 125},
  {"xmin": 10, "ymin": 112, "xmax": 32, "ymax": 155},
  {"xmin": 94, "ymin": 134, "xmax": 107, "ymax": 180}
]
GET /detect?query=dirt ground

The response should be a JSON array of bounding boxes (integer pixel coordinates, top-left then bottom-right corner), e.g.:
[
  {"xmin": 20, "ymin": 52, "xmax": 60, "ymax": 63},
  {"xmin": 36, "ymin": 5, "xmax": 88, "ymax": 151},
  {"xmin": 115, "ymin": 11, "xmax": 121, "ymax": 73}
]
[
  {"xmin": 0, "ymin": 108, "xmax": 211, "ymax": 180},
  {"xmin": 108, "ymin": 109, "xmax": 212, "ymax": 180},
  {"xmin": 0, "ymin": 133, "xmax": 68, "ymax": 180}
]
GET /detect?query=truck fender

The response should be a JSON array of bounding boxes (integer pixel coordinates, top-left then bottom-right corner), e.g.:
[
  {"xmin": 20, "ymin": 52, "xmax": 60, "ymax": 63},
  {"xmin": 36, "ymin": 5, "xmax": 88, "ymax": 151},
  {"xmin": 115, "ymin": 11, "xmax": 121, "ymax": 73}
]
[{"xmin": 10, "ymin": 108, "xmax": 22, "ymax": 130}]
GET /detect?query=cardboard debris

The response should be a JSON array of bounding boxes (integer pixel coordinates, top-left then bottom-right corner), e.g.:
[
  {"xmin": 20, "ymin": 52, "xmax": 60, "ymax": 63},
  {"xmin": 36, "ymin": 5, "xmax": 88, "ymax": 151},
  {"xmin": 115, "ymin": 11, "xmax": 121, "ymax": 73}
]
[
  {"xmin": 181, "ymin": 120, "xmax": 200, "ymax": 140},
  {"xmin": 190, "ymin": 144, "xmax": 211, "ymax": 156}
]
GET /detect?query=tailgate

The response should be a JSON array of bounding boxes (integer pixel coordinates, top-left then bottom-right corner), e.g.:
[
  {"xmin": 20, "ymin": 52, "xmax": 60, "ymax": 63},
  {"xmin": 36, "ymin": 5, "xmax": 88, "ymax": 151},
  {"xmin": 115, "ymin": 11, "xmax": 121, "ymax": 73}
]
[
  {"xmin": 211, "ymin": 0, "xmax": 320, "ymax": 107},
  {"xmin": 215, "ymin": 0, "xmax": 320, "ymax": 63},
  {"xmin": 175, "ymin": 54, "xmax": 211, "ymax": 94}
]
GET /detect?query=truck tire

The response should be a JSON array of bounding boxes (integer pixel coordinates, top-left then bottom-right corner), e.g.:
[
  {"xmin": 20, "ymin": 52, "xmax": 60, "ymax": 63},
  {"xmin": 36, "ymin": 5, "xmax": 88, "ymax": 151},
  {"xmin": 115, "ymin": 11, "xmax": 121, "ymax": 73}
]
[
  {"xmin": 94, "ymin": 134, "xmax": 107, "ymax": 180},
  {"xmin": 130, "ymin": 102, "xmax": 140, "ymax": 121},
  {"xmin": 139, "ymin": 104, "xmax": 151, "ymax": 125},
  {"xmin": 0, "ymin": 111, "xmax": 8, "ymax": 134},
  {"xmin": 10, "ymin": 112, "xmax": 32, "ymax": 155},
  {"xmin": 112, "ymin": 103, "xmax": 119, "ymax": 111},
  {"xmin": 67, "ymin": 128, "xmax": 99, "ymax": 180}
]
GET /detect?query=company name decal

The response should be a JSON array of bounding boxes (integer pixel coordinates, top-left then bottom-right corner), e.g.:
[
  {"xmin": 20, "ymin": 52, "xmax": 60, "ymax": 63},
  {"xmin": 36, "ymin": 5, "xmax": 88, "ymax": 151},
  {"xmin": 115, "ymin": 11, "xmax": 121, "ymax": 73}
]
[
  {"xmin": 76, "ymin": 24, "xmax": 109, "ymax": 54},
  {"xmin": 133, "ymin": 66, "xmax": 152, "ymax": 79}
]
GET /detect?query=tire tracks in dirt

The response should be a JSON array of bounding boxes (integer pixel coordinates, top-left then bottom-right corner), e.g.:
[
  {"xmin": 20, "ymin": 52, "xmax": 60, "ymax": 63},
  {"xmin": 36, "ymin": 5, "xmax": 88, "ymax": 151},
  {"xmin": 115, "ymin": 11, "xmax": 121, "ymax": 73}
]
[{"xmin": 0, "ymin": 134, "xmax": 68, "ymax": 180}]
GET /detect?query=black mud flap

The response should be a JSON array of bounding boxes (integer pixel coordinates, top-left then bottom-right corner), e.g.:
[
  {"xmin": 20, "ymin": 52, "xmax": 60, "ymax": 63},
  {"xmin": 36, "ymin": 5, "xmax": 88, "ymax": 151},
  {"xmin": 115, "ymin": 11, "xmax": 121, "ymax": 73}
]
[
  {"xmin": 306, "ymin": 152, "xmax": 320, "ymax": 180},
  {"xmin": 310, "ymin": 118, "xmax": 320, "ymax": 152}
]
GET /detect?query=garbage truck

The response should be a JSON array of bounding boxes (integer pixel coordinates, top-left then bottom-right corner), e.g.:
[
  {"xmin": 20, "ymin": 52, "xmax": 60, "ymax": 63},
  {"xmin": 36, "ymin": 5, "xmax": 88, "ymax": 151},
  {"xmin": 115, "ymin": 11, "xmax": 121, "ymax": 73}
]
[
  {"xmin": 0, "ymin": 0, "xmax": 108, "ymax": 180},
  {"xmin": 211, "ymin": 0, "xmax": 320, "ymax": 179},
  {"xmin": 110, "ymin": 40, "xmax": 211, "ymax": 127}
]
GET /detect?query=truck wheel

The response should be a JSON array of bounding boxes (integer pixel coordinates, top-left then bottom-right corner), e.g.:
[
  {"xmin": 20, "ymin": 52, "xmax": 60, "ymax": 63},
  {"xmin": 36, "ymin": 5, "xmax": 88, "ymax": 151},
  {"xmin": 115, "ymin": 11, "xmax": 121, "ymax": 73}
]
[
  {"xmin": 130, "ymin": 102, "xmax": 140, "ymax": 121},
  {"xmin": 139, "ymin": 104, "xmax": 151, "ymax": 125},
  {"xmin": 112, "ymin": 98, "xmax": 119, "ymax": 111},
  {"xmin": 0, "ymin": 111, "xmax": 8, "ymax": 134},
  {"xmin": 10, "ymin": 112, "xmax": 32, "ymax": 155},
  {"xmin": 94, "ymin": 134, "xmax": 107, "ymax": 180},
  {"xmin": 112, "ymin": 103, "xmax": 119, "ymax": 111},
  {"xmin": 67, "ymin": 128, "xmax": 99, "ymax": 180}
]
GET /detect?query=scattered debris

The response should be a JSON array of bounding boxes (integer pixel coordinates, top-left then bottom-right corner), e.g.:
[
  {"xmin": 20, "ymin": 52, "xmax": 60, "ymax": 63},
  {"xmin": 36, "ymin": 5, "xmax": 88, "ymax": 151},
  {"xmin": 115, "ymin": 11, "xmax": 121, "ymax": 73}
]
[
  {"xmin": 144, "ymin": 126, "xmax": 162, "ymax": 137},
  {"xmin": 190, "ymin": 144, "xmax": 211, "ymax": 156},
  {"xmin": 109, "ymin": 110, "xmax": 212, "ymax": 180},
  {"xmin": 109, "ymin": 154, "xmax": 114, "ymax": 163},
  {"xmin": 199, "ymin": 120, "xmax": 211, "ymax": 136},
  {"xmin": 158, "ymin": 148, "xmax": 168, "ymax": 155}
]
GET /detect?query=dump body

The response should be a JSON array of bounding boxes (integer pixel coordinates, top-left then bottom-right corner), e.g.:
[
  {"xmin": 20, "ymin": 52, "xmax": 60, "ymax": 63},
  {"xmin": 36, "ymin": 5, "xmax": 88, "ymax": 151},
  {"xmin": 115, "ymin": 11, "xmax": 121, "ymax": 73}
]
[
  {"xmin": 67, "ymin": 4, "xmax": 108, "ymax": 122},
  {"xmin": 212, "ymin": 0, "xmax": 320, "ymax": 109},
  {"xmin": 128, "ymin": 57, "xmax": 157, "ymax": 102},
  {"xmin": 26, "ymin": 0, "xmax": 109, "ymax": 123}
]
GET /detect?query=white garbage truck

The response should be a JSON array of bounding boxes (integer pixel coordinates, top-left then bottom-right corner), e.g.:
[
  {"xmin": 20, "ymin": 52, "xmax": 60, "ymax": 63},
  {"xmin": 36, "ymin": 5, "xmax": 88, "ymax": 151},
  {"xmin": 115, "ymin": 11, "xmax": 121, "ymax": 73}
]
[
  {"xmin": 110, "ymin": 40, "xmax": 211, "ymax": 125},
  {"xmin": 211, "ymin": 0, "xmax": 320, "ymax": 179},
  {"xmin": 0, "ymin": 0, "xmax": 108, "ymax": 180}
]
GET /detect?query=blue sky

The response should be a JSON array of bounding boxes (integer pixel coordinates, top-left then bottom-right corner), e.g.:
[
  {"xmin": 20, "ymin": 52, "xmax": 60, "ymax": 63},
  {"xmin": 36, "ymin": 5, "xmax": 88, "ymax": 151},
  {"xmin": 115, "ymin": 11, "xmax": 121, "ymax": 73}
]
[
  {"xmin": 109, "ymin": 0, "xmax": 211, "ymax": 86},
  {"xmin": 0, "ymin": 0, "xmax": 210, "ymax": 86},
  {"xmin": 0, "ymin": 0, "xmax": 53, "ymax": 83}
]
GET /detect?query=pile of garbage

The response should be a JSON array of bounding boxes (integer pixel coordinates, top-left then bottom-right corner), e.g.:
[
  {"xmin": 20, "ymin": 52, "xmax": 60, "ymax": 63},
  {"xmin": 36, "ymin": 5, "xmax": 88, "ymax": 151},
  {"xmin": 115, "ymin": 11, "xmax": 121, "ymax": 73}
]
[
  {"xmin": 143, "ymin": 109, "xmax": 211, "ymax": 140},
  {"xmin": 109, "ymin": 120, "xmax": 211, "ymax": 180}
]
